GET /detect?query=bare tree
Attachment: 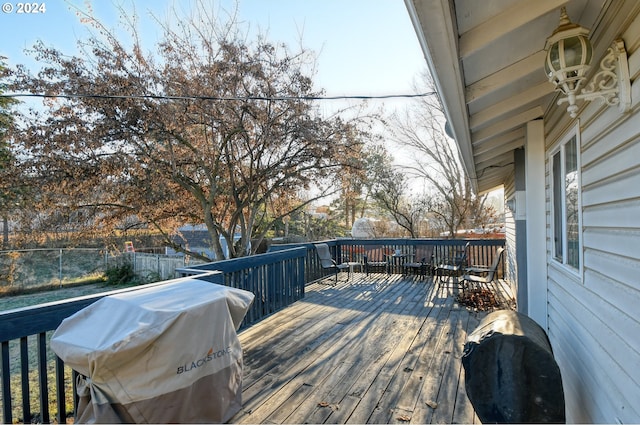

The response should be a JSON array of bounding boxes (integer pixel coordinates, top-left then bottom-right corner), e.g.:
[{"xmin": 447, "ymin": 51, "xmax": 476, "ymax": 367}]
[
  {"xmin": 9, "ymin": 3, "xmax": 367, "ymax": 259},
  {"xmin": 365, "ymin": 144, "xmax": 426, "ymax": 237},
  {"xmin": 0, "ymin": 57, "xmax": 21, "ymax": 248},
  {"xmin": 391, "ymin": 72, "xmax": 494, "ymax": 237},
  {"xmin": 372, "ymin": 177, "xmax": 426, "ymax": 238}
]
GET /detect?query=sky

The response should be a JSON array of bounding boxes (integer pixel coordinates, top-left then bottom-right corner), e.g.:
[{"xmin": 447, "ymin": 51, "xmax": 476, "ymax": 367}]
[{"xmin": 0, "ymin": 0, "xmax": 427, "ymax": 112}]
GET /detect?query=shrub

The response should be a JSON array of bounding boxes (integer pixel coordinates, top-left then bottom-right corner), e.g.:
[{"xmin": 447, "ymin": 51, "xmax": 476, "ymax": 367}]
[{"xmin": 104, "ymin": 262, "xmax": 138, "ymax": 286}]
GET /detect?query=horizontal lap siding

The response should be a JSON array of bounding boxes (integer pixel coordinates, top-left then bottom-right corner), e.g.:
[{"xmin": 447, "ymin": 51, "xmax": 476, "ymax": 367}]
[
  {"xmin": 504, "ymin": 175, "xmax": 518, "ymax": 287},
  {"xmin": 579, "ymin": 92, "xmax": 640, "ymax": 420},
  {"xmin": 545, "ymin": 9, "xmax": 640, "ymax": 423},
  {"xmin": 547, "ymin": 279, "xmax": 640, "ymax": 422}
]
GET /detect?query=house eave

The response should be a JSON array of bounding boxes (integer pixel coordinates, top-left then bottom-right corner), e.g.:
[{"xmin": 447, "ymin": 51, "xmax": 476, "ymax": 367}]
[{"xmin": 404, "ymin": 0, "xmax": 479, "ymax": 192}]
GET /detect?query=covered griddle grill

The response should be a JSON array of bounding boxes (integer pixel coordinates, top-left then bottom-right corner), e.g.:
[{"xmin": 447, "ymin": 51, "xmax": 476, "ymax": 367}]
[{"xmin": 51, "ymin": 277, "xmax": 254, "ymax": 423}]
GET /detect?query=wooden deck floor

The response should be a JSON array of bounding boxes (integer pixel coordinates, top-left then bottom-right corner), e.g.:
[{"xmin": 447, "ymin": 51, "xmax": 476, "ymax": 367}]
[{"xmin": 230, "ymin": 273, "xmax": 515, "ymax": 424}]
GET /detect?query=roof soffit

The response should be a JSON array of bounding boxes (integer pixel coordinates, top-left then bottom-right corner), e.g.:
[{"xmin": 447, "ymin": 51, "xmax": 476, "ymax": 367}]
[
  {"xmin": 405, "ymin": 0, "xmax": 477, "ymax": 189},
  {"xmin": 405, "ymin": 0, "xmax": 613, "ymax": 193}
]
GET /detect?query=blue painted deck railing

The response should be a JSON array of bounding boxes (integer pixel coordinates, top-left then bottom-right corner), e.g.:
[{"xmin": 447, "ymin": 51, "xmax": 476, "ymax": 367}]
[
  {"xmin": 0, "ymin": 238, "xmax": 504, "ymax": 424},
  {"xmin": 176, "ymin": 246, "xmax": 307, "ymax": 328},
  {"xmin": 269, "ymin": 238, "xmax": 506, "ymax": 279}
]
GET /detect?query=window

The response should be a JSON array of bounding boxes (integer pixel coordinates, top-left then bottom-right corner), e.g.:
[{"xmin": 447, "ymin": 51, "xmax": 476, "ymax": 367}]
[{"xmin": 551, "ymin": 131, "xmax": 581, "ymax": 270}]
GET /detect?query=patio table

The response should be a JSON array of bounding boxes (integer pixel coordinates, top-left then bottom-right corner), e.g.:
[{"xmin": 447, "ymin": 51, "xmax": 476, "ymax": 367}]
[
  {"xmin": 386, "ymin": 253, "xmax": 411, "ymax": 274},
  {"xmin": 435, "ymin": 263, "xmax": 463, "ymax": 282},
  {"xmin": 341, "ymin": 261, "xmax": 362, "ymax": 280}
]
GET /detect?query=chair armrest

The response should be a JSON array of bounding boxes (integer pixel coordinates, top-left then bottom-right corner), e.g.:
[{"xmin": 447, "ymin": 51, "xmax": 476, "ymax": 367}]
[{"xmin": 465, "ymin": 266, "xmax": 490, "ymax": 274}]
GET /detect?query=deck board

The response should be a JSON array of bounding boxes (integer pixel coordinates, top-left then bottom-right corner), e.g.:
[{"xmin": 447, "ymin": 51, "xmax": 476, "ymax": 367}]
[{"xmin": 231, "ymin": 273, "xmax": 514, "ymax": 424}]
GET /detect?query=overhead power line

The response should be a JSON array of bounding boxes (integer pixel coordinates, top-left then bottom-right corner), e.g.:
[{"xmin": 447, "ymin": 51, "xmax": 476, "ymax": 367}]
[{"xmin": 1, "ymin": 92, "xmax": 436, "ymax": 101}]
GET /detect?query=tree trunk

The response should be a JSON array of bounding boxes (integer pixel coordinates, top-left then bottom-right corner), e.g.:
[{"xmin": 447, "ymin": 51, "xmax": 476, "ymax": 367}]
[
  {"xmin": 2, "ymin": 215, "xmax": 8, "ymax": 248},
  {"xmin": 344, "ymin": 198, "xmax": 350, "ymax": 228}
]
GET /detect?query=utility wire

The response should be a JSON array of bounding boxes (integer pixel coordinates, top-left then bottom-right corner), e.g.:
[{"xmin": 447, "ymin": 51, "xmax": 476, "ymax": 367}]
[{"xmin": 1, "ymin": 92, "xmax": 436, "ymax": 101}]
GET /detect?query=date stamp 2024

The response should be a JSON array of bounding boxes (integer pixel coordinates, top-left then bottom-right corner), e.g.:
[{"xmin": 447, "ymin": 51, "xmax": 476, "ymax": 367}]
[{"xmin": 2, "ymin": 2, "xmax": 46, "ymax": 14}]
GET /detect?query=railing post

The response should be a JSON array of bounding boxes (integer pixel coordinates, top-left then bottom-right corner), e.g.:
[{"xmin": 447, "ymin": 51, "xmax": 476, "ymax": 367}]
[{"xmin": 336, "ymin": 240, "xmax": 343, "ymax": 264}]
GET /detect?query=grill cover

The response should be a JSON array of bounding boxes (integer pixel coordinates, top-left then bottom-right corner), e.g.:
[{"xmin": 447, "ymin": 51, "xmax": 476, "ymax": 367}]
[
  {"xmin": 51, "ymin": 277, "xmax": 254, "ymax": 423},
  {"xmin": 462, "ymin": 310, "xmax": 565, "ymax": 423}
]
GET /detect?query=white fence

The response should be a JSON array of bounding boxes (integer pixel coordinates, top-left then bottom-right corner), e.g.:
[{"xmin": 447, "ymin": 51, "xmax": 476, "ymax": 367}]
[{"xmin": 128, "ymin": 252, "xmax": 205, "ymax": 281}]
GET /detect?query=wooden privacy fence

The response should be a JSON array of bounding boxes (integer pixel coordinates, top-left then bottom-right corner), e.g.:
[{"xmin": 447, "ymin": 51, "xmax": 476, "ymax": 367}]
[{"xmin": 127, "ymin": 252, "xmax": 193, "ymax": 281}]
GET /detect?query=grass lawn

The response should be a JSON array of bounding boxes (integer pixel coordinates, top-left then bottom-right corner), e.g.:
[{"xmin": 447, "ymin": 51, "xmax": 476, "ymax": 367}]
[
  {"xmin": 0, "ymin": 249, "xmax": 108, "ymax": 290},
  {"xmin": 0, "ymin": 282, "xmax": 140, "ymax": 312}
]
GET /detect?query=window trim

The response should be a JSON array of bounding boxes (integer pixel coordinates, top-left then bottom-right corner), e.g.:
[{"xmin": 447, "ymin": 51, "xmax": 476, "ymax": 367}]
[{"xmin": 549, "ymin": 123, "xmax": 583, "ymax": 278}]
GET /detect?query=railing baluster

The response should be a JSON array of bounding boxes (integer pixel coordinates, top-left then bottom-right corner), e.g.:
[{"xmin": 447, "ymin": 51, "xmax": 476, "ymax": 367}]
[
  {"xmin": 20, "ymin": 336, "xmax": 31, "ymax": 423},
  {"xmin": 270, "ymin": 262, "xmax": 279, "ymax": 308},
  {"xmin": 37, "ymin": 332, "xmax": 50, "ymax": 424},
  {"xmin": 55, "ymin": 356, "xmax": 66, "ymax": 424},
  {"xmin": 243, "ymin": 270, "xmax": 255, "ymax": 325},
  {"xmin": 2, "ymin": 340, "xmax": 12, "ymax": 424},
  {"xmin": 300, "ymin": 255, "xmax": 306, "ymax": 297},
  {"xmin": 280, "ymin": 260, "xmax": 291, "ymax": 307},
  {"xmin": 255, "ymin": 267, "xmax": 264, "ymax": 318}
]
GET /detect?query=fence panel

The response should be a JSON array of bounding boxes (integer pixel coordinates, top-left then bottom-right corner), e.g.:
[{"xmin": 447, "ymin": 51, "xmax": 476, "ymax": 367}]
[{"xmin": 129, "ymin": 253, "xmax": 187, "ymax": 281}]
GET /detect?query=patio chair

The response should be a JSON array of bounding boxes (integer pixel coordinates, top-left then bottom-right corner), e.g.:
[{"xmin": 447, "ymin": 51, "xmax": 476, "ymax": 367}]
[
  {"xmin": 314, "ymin": 243, "xmax": 349, "ymax": 285},
  {"xmin": 403, "ymin": 245, "xmax": 435, "ymax": 277},
  {"xmin": 462, "ymin": 247, "xmax": 505, "ymax": 288},
  {"xmin": 363, "ymin": 245, "xmax": 388, "ymax": 275},
  {"xmin": 435, "ymin": 242, "xmax": 470, "ymax": 287}
]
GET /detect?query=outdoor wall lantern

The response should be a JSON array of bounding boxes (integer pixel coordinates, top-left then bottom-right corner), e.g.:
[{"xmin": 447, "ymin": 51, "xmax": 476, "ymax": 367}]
[{"xmin": 544, "ymin": 7, "xmax": 631, "ymax": 118}]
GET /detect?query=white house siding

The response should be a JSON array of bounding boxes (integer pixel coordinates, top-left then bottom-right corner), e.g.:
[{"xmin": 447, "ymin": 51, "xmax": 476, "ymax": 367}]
[
  {"xmin": 503, "ymin": 176, "xmax": 517, "ymax": 290},
  {"xmin": 544, "ymin": 9, "xmax": 640, "ymax": 423}
]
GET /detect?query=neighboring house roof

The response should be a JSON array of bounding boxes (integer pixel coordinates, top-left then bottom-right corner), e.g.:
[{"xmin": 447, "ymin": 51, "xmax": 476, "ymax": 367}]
[
  {"xmin": 404, "ymin": 0, "xmax": 618, "ymax": 193},
  {"xmin": 169, "ymin": 228, "xmax": 243, "ymax": 256},
  {"xmin": 170, "ymin": 230, "xmax": 213, "ymax": 249}
]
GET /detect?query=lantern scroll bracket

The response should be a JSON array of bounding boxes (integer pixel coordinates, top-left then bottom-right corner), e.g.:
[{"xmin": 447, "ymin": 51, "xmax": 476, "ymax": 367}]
[{"xmin": 558, "ymin": 39, "xmax": 631, "ymax": 117}]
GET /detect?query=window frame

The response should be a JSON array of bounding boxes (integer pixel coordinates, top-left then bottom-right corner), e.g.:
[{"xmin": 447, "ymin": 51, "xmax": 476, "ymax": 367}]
[{"xmin": 549, "ymin": 124, "xmax": 583, "ymax": 277}]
